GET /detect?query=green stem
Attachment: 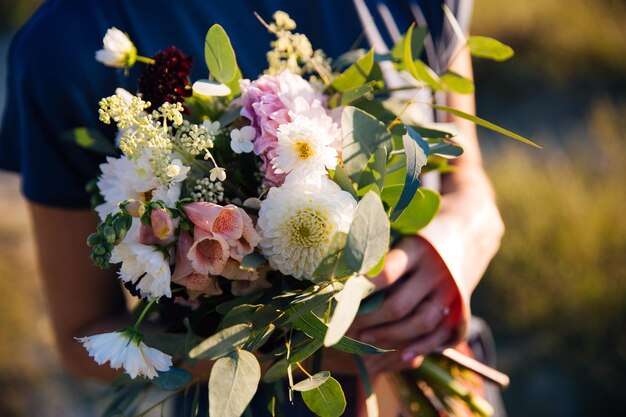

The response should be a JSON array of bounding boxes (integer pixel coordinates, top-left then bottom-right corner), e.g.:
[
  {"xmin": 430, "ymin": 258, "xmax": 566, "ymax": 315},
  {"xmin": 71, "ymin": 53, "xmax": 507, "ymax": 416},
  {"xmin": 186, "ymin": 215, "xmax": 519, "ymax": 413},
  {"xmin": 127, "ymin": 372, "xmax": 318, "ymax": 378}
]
[
  {"xmin": 132, "ymin": 298, "xmax": 158, "ymax": 331},
  {"xmin": 136, "ymin": 55, "xmax": 156, "ymax": 65}
]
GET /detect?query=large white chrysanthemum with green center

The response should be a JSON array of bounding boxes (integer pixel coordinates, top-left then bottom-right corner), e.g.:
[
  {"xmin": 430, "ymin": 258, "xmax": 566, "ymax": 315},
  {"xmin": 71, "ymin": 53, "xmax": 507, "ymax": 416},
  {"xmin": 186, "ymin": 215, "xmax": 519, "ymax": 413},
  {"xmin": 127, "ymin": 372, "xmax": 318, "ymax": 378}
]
[{"xmin": 257, "ymin": 178, "xmax": 357, "ymax": 280}]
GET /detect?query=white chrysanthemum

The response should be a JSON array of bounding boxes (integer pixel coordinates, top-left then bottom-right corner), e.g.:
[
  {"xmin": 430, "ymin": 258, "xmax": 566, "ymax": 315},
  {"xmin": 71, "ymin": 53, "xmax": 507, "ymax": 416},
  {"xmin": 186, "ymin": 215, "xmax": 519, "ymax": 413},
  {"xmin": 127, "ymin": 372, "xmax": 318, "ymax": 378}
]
[
  {"xmin": 273, "ymin": 115, "xmax": 338, "ymax": 178},
  {"xmin": 110, "ymin": 221, "xmax": 172, "ymax": 299},
  {"xmin": 95, "ymin": 154, "xmax": 185, "ymax": 220},
  {"xmin": 95, "ymin": 27, "xmax": 137, "ymax": 68},
  {"xmin": 77, "ymin": 329, "xmax": 172, "ymax": 379},
  {"xmin": 257, "ymin": 178, "xmax": 357, "ymax": 280}
]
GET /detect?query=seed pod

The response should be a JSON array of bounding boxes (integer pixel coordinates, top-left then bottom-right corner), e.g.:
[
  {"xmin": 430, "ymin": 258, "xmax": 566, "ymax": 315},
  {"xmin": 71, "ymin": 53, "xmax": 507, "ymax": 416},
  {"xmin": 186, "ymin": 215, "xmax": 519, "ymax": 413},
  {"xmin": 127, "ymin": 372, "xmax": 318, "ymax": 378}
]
[
  {"xmin": 93, "ymin": 244, "xmax": 107, "ymax": 256},
  {"xmin": 113, "ymin": 217, "xmax": 128, "ymax": 242}
]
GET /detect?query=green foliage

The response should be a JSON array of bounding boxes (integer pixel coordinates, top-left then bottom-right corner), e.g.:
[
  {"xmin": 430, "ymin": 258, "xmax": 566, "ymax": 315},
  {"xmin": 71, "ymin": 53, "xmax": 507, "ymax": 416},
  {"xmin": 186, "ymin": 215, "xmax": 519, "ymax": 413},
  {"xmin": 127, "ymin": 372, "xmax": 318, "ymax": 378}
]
[
  {"xmin": 391, "ymin": 188, "xmax": 441, "ymax": 235},
  {"xmin": 331, "ymin": 47, "xmax": 375, "ymax": 91},
  {"xmin": 341, "ymin": 107, "xmax": 392, "ymax": 182},
  {"xmin": 209, "ymin": 350, "xmax": 261, "ymax": 417},
  {"xmin": 301, "ymin": 376, "xmax": 347, "ymax": 417},
  {"xmin": 324, "ymin": 275, "xmax": 375, "ymax": 346},
  {"xmin": 205, "ymin": 24, "xmax": 237, "ymax": 83},
  {"xmin": 345, "ymin": 192, "xmax": 390, "ymax": 274},
  {"xmin": 403, "ymin": 24, "xmax": 440, "ymax": 90},
  {"xmin": 151, "ymin": 368, "xmax": 192, "ymax": 390},
  {"xmin": 188, "ymin": 324, "xmax": 251, "ymax": 360},
  {"xmin": 389, "ymin": 127, "xmax": 430, "ymax": 222},
  {"xmin": 432, "ymin": 104, "xmax": 541, "ymax": 148},
  {"xmin": 293, "ymin": 371, "xmax": 331, "ymax": 392},
  {"xmin": 440, "ymin": 71, "xmax": 475, "ymax": 94},
  {"xmin": 468, "ymin": 36, "xmax": 514, "ymax": 61},
  {"xmin": 291, "ymin": 311, "xmax": 390, "ymax": 355}
]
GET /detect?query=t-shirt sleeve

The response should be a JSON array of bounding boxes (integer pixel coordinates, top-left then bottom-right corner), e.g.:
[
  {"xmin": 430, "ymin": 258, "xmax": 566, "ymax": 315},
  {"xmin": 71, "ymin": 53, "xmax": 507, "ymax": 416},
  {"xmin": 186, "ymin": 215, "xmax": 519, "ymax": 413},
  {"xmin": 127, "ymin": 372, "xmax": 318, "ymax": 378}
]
[{"xmin": 0, "ymin": 3, "xmax": 120, "ymax": 208}]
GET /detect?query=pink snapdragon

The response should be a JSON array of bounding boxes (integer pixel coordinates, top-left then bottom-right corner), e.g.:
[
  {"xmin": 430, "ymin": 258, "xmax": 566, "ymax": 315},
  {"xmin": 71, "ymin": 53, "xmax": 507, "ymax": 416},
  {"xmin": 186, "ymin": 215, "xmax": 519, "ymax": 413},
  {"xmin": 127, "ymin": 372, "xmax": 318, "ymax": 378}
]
[{"xmin": 236, "ymin": 71, "xmax": 334, "ymax": 186}]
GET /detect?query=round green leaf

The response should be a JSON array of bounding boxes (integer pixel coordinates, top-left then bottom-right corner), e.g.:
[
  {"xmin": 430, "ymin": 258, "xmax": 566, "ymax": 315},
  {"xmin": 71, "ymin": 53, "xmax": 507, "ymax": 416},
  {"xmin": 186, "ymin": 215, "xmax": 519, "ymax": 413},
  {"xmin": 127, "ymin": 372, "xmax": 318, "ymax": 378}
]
[
  {"xmin": 151, "ymin": 368, "xmax": 192, "ymax": 390},
  {"xmin": 468, "ymin": 36, "xmax": 514, "ymax": 62},
  {"xmin": 209, "ymin": 350, "xmax": 260, "ymax": 417},
  {"xmin": 205, "ymin": 24, "xmax": 237, "ymax": 83},
  {"xmin": 301, "ymin": 376, "xmax": 347, "ymax": 417},
  {"xmin": 293, "ymin": 371, "xmax": 331, "ymax": 392},
  {"xmin": 391, "ymin": 188, "xmax": 441, "ymax": 234}
]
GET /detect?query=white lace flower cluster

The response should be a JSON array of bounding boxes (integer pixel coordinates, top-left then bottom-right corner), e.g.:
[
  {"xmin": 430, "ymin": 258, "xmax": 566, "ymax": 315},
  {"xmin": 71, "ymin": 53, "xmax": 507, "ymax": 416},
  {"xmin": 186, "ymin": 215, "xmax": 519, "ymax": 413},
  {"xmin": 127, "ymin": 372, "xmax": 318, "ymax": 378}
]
[{"xmin": 266, "ymin": 11, "xmax": 331, "ymax": 76}]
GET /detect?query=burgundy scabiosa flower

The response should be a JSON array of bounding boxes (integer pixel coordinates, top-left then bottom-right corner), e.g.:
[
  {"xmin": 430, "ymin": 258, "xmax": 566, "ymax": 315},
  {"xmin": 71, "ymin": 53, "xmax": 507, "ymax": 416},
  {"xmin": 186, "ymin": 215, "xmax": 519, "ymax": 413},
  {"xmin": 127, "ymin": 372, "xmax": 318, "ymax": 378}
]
[{"xmin": 138, "ymin": 46, "xmax": 193, "ymax": 110}]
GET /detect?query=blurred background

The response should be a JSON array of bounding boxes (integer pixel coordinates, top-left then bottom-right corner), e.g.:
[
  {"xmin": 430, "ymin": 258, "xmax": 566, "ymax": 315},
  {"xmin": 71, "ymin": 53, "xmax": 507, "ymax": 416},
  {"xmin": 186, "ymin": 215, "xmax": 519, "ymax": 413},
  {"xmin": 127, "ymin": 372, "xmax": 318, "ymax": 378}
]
[{"xmin": 0, "ymin": 1, "xmax": 624, "ymax": 416}]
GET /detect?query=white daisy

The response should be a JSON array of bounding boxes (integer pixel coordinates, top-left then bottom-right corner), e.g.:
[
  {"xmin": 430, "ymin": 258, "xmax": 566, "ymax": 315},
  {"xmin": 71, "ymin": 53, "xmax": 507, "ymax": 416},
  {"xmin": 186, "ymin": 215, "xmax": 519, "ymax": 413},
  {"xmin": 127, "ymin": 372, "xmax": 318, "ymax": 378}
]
[
  {"xmin": 77, "ymin": 329, "xmax": 172, "ymax": 379},
  {"xmin": 95, "ymin": 27, "xmax": 137, "ymax": 68},
  {"xmin": 110, "ymin": 221, "xmax": 172, "ymax": 299},
  {"xmin": 257, "ymin": 177, "xmax": 357, "ymax": 280},
  {"xmin": 272, "ymin": 115, "xmax": 338, "ymax": 178},
  {"xmin": 95, "ymin": 153, "xmax": 183, "ymax": 220}
]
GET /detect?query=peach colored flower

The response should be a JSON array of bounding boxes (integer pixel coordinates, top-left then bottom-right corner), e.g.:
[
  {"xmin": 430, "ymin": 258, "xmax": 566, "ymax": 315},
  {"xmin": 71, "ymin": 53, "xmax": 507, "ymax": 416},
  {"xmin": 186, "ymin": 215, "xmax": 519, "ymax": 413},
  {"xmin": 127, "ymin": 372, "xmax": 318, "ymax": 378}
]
[
  {"xmin": 187, "ymin": 228, "xmax": 230, "ymax": 276},
  {"xmin": 151, "ymin": 208, "xmax": 174, "ymax": 240},
  {"xmin": 184, "ymin": 202, "xmax": 244, "ymax": 241},
  {"xmin": 229, "ymin": 208, "xmax": 262, "ymax": 261},
  {"xmin": 231, "ymin": 266, "xmax": 272, "ymax": 296}
]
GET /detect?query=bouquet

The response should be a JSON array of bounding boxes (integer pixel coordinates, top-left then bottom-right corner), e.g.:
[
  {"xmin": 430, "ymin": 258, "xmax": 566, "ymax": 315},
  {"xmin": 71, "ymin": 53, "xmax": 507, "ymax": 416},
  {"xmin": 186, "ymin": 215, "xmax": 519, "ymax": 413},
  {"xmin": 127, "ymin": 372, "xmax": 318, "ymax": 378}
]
[{"xmin": 74, "ymin": 10, "xmax": 535, "ymax": 417}]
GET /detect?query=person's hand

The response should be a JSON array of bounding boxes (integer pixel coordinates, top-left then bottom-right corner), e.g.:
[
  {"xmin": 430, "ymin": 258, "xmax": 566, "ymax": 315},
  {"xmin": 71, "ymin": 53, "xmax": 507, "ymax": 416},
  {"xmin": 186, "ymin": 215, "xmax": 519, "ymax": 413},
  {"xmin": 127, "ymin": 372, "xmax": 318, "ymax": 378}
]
[{"xmin": 347, "ymin": 236, "xmax": 463, "ymax": 375}]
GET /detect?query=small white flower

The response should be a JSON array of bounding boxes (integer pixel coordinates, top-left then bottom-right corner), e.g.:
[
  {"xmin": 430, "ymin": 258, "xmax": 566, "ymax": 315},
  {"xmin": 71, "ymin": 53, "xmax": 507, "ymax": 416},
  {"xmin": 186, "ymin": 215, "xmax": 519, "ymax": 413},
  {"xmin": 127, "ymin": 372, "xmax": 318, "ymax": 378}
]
[
  {"xmin": 230, "ymin": 126, "xmax": 256, "ymax": 154},
  {"xmin": 77, "ymin": 329, "xmax": 172, "ymax": 379},
  {"xmin": 202, "ymin": 119, "xmax": 221, "ymax": 136},
  {"xmin": 165, "ymin": 159, "xmax": 191, "ymax": 183},
  {"xmin": 110, "ymin": 221, "xmax": 172, "ymax": 299},
  {"xmin": 273, "ymin": 115, "xmax": 338, "ymax": 178},
  {"xmin": 95, "ymin": 27, "xmax": 137, "ymax": 68},
  {"xmin": 210, "ymin": 167, "xmax": 227, "ymax": 182},
  {"xmin": 193, "ymin": 79, "xmax": 231, "ymax": 97},
  {"xmin": 257, "ymin": 177, "xmax": 357, "ymax": 280}
]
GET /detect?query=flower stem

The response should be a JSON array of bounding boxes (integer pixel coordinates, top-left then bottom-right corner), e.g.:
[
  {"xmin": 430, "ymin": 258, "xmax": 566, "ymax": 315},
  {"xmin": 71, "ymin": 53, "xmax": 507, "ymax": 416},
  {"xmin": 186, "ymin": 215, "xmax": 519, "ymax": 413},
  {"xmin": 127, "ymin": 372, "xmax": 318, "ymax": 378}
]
[
  {"xmin": 132, "ymin": 298, "xmax": 158, "ymax": 331},
  {"xmin": 136, "ymin": 55, "xmax": 156, "ymax": 65}
]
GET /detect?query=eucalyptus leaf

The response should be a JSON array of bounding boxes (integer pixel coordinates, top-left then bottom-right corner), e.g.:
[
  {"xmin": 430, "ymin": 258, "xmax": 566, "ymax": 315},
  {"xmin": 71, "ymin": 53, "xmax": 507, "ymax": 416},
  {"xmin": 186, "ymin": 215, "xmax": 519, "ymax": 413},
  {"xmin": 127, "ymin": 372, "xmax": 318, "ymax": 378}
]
[
  {"xmin": 220, "ymin": 304, "xmax": 258, "ymax": 329},
  {"xmin": 357, "ymin": 291, "xmax": 385, "ymax": 316},
  {"xmin": 301, "ymin": 377, "xmax": 346, "ymax": 417},
  {"xmin": 142, "ymin": 333, "xmax": 187, "ymax": 356},
  {"xmin": 340, "ymin": 82, "xmax": 376, "ymax": 106},
  {"xmin": 330, "ymin": 165, "xmax": 357, "ymax": 199},
  {"xmin": 291, "ymin": 312, "xmax": 390, "ymax": 355},
  {"xmin": 189, "ymin": 324, "xmax": 251, "ymax": 360},
  {"xmin": 391, "ymin": 188, "xmax": 441, "ymax": 234},
  {"xmin": 468, "ymin": 36, "xmax": 514, "ymax": 61},
  {"xmin": 62, "ymin": 127, "xmax": 116, "ymax": 155},
  {"xmin": 333, "ymin": 49, "xmax": 367, "ymax": 71},
  {"xmin": 324, "ymin": 275, "xmax": 375, "ymax": 347},
  {"xmin": 353, "ymin": 355, "xmax": 379, "ymax": 417},
  {"xmin": 345, "ymin": 192, "xmax": 390, "ymax": 274},
  {"xmin": 430, "ymin": 141, "xmax": 464, "ymax": 158},
  {"xmin": 245, "ymin": 323, "xmax": 275, "ymax": 352},
  {"xmin": 431, "ymin": 104, "xmax": 541, "ymax": 148},
  {"xmin": 440, "ymin": 71, "xmax": 475, "ymax": 94},
  {"xmin": 391, "ymin": 26, "xmax": 426, "ymax": 64},
  {"xmin": 293, "ymin": 371, "xmax": 331, "ymax": 392},
  {"xmin": 209, "ymin": 350, "xmax": 261, "ymax": 417},
  {"xmin": 407, "ymin": 125, "xmax": 455, "ymax": 139},
  {"xmin": 341, "ymin": 107, "xmax": 392, "ymax": 182},
  {"xmin": 332, "ymin": 48, "xmax": 375, "ymax": 91},
  {"xmin": 358, "ymin": 147, "xmax": 387, "ymax": 193},
  {"xmin": 286, "ymin": 284, "xmax": 340, "ymax": 322},
  {"xmin": 263, "ymin": 338, "xmax": 325, "ymax": 383},
  {"xmin": 151, "ymin": 368, "xmax": 192, "ymax": 390},
  {"xmin": 205, "ymin": 24, "xmax": 237, "ymax": 83},
  {"xmin": 403, "ymin": 24, "xmax": 439, "ymax": 90},
  {"xmin": 389, "ymin": 127, "xmax": 430, "ymax": 222}
]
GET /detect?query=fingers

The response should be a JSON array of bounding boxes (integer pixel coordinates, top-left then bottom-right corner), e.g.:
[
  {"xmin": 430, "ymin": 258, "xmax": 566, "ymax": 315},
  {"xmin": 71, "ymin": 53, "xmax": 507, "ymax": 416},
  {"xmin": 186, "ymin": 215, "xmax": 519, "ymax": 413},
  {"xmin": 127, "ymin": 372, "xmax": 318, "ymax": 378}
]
[
  {"xmin": 370, "ymin": 237, "xmax": 426, "ymax": 292},
  {"xmin": 399, "ymin": 323, "xmax": 453, "ymax": 362},
  {"xmin": 363, "ymin": 351, "xmax": 424, "ymax": 375},
  {"xmin": 358, "ymin": 294, "xmax": 447, "ymax": 347},
  {"xmin": 352, "ymin": 271, "xmax": 443, "ymax": 336}
]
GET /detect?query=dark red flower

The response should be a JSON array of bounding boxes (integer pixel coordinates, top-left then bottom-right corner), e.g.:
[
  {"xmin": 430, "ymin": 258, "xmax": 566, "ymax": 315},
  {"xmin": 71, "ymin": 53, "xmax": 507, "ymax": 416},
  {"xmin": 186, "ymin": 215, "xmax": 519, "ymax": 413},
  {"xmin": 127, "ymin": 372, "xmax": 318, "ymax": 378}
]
[{"xmin": 138, "ymin": 46, "xmax": 193, "ymax": 110}]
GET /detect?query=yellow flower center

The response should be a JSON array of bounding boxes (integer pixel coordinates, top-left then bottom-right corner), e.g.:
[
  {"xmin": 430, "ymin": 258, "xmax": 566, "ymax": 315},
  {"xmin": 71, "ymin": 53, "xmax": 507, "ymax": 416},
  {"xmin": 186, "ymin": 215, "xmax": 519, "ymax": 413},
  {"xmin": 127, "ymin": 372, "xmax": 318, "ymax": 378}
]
[
  {"xmin": 294, "ymin": 141, "xmax": 314, "ymax": 160},
  {"xmin": 287, "ymin": 207, "xmax": 332, "ymax": 247}
]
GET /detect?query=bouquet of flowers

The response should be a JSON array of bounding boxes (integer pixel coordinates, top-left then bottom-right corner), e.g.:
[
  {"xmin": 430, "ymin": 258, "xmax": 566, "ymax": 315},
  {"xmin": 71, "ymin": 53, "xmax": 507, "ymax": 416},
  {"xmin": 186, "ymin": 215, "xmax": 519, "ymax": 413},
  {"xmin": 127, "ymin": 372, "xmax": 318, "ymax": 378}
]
[{"xmin": 74, "ymin": 10, "xmax": 535, "ymax": 417}]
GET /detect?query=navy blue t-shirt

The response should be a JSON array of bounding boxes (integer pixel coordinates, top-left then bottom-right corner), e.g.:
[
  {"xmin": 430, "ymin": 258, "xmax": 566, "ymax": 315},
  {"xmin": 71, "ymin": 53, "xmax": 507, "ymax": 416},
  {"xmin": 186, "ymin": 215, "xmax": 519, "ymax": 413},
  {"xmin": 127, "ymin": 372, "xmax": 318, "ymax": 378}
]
[{"xmin": 0, "ymin": 0, "xmax": 472, "ymax": 208}]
